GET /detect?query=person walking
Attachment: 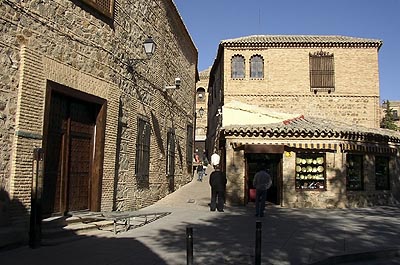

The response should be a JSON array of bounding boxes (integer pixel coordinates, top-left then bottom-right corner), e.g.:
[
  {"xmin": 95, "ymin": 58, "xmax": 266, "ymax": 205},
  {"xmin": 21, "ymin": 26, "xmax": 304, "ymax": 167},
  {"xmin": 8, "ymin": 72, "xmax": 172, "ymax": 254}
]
[
  {"xmin": 211, "ymin": 152, "xmax": 220, "ymax": 166},
  {"xmin": 253, "ymin": 164, "xmax": 272, "ymax": 217},
  {"xmin": 209, "ymin": 164, "xmax": 227, "ymax": 212},
  {"xmin": 196, "ymin": 163, "xmax": 204, "ymax": 181}
]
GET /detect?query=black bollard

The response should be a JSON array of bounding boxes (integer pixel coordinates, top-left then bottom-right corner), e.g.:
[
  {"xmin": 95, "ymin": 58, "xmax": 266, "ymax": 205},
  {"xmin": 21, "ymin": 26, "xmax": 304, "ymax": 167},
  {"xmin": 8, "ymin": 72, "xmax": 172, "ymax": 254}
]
[
  {"xmin": 255, "ymin": 221, "xmax": 262, "ymax": 265},
  {"xmin": 186, "ymin": 226, "xmax": 193, "ymax": 265}
]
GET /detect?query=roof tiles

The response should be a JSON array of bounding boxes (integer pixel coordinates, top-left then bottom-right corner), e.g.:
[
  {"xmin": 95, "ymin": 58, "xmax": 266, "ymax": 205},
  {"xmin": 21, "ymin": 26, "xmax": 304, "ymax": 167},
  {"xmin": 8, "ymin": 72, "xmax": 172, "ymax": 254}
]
[{"xmin": 221, "ymin": 35, "xmax": 382, "ymax": 49}]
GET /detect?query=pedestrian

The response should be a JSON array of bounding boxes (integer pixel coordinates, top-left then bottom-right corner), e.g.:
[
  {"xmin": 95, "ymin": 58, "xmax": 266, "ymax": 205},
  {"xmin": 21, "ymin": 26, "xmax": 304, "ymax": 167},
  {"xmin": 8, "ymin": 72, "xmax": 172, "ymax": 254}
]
[
  {"xmin": 211, "ymin": 151, "xmax": 220, "ymax": 166},
  {"xmin": 209, "ymin": 164, "xmax": 227, "ymax": 212},
  {"xmin": 253, "ymin": 164, "xmax": 272, "ymax": 217},
  {"xmin": 196, "ymin": 163, "xmax": 204, "ymax": 181}
]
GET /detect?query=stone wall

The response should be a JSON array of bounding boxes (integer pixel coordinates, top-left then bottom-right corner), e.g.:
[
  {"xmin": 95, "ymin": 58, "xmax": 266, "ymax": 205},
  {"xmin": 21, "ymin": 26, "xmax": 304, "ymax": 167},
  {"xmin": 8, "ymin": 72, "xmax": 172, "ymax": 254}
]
[
  {"xmin": 0, "ymin": 0, "xmax": 197, "ymax": 244},
  {"xmin": 223, "ymin": 47, "xmax": 380, "ymax": 128}
]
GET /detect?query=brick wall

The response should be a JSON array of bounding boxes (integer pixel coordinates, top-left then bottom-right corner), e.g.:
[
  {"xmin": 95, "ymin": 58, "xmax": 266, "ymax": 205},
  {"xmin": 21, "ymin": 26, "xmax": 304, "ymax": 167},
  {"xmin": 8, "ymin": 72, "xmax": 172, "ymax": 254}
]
[{"xmin": 223, "ymin": 47, "xmax": 380, "ymax": 128}]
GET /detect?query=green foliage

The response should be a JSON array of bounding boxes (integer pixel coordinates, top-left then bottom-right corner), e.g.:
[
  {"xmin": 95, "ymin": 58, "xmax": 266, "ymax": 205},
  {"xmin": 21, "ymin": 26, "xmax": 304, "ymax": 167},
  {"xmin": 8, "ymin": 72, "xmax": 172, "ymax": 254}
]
[{"xmin": 381, "ymin": 100, "xmax": 399, "ymax": 130}]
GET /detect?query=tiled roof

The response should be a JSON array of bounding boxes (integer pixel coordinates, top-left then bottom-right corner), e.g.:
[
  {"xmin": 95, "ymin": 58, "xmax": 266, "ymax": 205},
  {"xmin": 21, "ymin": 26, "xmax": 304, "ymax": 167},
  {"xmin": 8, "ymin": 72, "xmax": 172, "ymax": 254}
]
[
  {"xmin": 223, "ymin": 116, "xmax": 400, "ymax": 143},
  {"xmin": 221, "ymin": 35, "xmax": 382, "ymax": 49}
]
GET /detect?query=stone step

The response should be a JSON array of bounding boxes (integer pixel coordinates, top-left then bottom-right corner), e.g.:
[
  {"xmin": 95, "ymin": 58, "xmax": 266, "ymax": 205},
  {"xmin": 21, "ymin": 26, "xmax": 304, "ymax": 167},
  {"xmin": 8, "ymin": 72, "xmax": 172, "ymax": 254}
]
[{"xmin": 41, "ymin": 213, "xmax": 114, "ymax": 246}]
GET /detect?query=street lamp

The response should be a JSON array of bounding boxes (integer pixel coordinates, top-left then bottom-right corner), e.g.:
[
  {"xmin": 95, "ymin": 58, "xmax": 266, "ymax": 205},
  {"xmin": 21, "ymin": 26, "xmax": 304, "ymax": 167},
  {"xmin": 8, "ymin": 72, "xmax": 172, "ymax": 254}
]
[
  {"xmin": 127, "ymin": 36, "xmax": 156, "ymax": 73},
  {"xmin": 143, "ymin": 37, "xmax": 156, "ymax": 57}
]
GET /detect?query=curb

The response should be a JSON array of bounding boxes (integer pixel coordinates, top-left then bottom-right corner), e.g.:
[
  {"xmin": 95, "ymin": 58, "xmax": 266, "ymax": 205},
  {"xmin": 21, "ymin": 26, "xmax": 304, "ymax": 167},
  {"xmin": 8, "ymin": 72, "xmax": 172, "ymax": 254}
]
[{"xmin": 310, "ymin": 248, "xmax": 400, "ymax": 265}]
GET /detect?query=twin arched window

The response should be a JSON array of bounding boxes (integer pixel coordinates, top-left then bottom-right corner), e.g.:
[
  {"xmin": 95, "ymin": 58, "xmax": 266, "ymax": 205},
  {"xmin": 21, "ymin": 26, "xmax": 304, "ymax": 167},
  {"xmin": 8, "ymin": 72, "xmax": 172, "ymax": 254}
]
[{"xmin": 231, "ymin": 54, "xmax": 264, "ymax": 79}]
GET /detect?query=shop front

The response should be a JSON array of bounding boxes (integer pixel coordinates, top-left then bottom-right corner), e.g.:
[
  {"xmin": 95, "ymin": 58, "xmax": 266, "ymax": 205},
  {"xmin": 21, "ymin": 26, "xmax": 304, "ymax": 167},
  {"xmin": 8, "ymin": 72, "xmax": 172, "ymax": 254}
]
[{"xmin": 221, "ymin": 117, "xmax": 400, "ymax": 208}]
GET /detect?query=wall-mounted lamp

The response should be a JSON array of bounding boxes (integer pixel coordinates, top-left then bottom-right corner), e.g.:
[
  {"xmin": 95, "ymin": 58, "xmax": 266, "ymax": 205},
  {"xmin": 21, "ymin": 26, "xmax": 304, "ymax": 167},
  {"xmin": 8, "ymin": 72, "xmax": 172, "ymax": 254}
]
[
  {"xmin": 127, "ymin": 36, "xmax": 156, "ymax": 73},
  {"xmin": 198, "ymin": 107, "xmax": 204, "ymax": 118},
  {"xmin": 143, "ymin": 37, "xmax": 156, "ymax": 57},
  {"xmin": 163, "ymin": 77, "xmax": 181, "ymax": 91}
]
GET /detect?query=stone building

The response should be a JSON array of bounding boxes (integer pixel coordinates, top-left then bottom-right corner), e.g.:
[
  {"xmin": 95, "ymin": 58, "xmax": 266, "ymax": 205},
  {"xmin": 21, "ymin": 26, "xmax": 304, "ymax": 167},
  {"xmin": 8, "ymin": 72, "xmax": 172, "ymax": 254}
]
[
  {"xmin": 206, "ymin": 35, "xmax": 400, "ymax": 208},
  {"xmin": 0, "ymin": 0, "xmax": 197, "ymax": 246},
  {"xmin": 194, "ymin": 68, "xmax": 210, "ymax": 161}
]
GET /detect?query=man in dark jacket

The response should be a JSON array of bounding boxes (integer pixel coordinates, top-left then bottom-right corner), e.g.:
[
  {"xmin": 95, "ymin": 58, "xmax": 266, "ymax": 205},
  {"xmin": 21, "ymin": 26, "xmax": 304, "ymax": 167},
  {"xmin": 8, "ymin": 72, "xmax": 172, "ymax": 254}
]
[
  {"xmin": 253, "ymin": 164, "xmax": 272, "ymax": 217},
  {"xmin": 209, "ymin": 165, "xmax": 227, "ymax": 212}
]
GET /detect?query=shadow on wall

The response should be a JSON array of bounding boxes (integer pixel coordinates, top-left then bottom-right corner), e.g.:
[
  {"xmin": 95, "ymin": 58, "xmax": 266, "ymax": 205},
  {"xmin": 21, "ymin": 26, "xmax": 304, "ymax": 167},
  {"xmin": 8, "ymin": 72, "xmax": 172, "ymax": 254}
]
[{"xmin": 0, "ymin": 187, "xmax": 29, "ymax": 248}]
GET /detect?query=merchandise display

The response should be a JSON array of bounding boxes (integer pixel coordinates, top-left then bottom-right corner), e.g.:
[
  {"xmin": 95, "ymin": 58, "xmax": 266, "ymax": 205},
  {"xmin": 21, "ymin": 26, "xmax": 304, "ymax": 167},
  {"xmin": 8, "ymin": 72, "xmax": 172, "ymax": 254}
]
[{"xmin": 295, "ymin": 153, "xmax": 326, "ymax": 190}]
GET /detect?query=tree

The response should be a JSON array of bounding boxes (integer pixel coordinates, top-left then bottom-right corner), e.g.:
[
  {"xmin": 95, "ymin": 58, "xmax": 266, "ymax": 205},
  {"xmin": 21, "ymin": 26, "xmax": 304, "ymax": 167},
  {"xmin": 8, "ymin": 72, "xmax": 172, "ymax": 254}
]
[{"xmin": 381, "ymin": 100, "xmax": 398, "ymax": 130}]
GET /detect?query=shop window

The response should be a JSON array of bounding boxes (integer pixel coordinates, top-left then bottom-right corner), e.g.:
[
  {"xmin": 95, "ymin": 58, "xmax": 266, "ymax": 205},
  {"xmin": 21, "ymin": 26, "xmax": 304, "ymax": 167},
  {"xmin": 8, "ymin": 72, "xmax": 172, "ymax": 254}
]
[
  {"xmin": 309, "ymin": 51, "xmax": 335, "ymax": 92},
  {"xmin": 135, "ymin": 118, "xmax": 150, "ymax": 188},
  {"xmin": 250, "ymin": 55, "xmax": 264, "ymax": 79},
  {"xmin": 346, "ymin": 154, "xmax": 364, "ymax": 191},
  {"xmin": 375, "ymin": 156, "xmax": 390, "ymax": 190},
  {"xmin": 295, "ymin": 153, "xmax": 326, "ymax": 190},
  {"xmin": 80, "ymin": 0, "xmax": 114, "ymax": 18},
  {"xmin": 231, "ymin": 55, "xmax": 245, "ymax": 79}
]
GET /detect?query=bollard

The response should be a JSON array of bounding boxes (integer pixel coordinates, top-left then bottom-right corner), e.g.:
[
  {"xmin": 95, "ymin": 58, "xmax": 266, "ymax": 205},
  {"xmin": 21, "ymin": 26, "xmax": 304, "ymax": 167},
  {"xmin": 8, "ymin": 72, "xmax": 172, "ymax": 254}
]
[
  {"xmin": 255, "ymin": 221, "xmax": 262, "ymax": 265},
  {"xmin": 186, "ymin": 226, "xmax": 193, "ymax": 265},
  {"xmin": 29, "ymin": 148, "xmax": 44, "ymax": 248}
]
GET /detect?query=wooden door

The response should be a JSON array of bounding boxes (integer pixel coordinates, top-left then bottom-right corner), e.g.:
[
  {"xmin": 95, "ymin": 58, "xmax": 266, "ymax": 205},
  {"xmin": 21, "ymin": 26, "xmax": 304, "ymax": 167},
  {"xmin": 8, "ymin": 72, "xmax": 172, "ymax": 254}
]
[
  {"xmin": 43, "ymin": 91, "xmax": 97, "ymax": 215},
  {"xmin": 67, "ymin": 101, "xmax": 95, "ymax": 211}
]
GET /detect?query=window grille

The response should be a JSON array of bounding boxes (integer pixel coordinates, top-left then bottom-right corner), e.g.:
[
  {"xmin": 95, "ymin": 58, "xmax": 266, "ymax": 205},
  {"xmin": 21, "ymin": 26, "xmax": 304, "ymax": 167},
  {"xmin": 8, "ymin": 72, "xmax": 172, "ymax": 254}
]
[
  {"xmin": 231, "ymin": 55, "xmax": 245, "ymax": 79},
  {"xmin": 166, "ymin": 130, "xmax": 175, "ymax": 177},
  {"xmin": 309, "ymin": 51, "xmax": 335, "ymax": 92},
  {"xmin": 250, "ymin": 55, "xmax": 264, "ymax": 79},
  {"xmin": 135, "ymin": 118, "xmax": 151, "ymax": 182},
  {"xmin": 346, "ymin": 154, "xmax": 364, "ymax": 191},
  {"xmin": 375, "ymin": 156, "xmax": 390, "ymax": 190},
  {"xmin": 80, "ymin": 0, "xmax": 114, "ymax": 18}
]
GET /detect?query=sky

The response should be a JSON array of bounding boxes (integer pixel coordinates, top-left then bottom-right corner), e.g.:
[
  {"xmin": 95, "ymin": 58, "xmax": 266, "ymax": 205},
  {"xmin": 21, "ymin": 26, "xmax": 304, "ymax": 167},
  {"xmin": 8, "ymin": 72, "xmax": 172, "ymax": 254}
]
[{"xmin": 173, "ymin": 0, "xmax": 400, "ymax": 101}]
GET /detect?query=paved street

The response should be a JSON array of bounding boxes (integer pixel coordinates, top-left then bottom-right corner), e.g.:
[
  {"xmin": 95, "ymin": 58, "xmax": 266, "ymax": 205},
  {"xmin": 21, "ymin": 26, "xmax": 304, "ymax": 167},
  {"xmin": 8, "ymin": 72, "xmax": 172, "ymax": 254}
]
[{"xmin": 1, "ymin": 167, "xmax": 400, "ymax": 264}]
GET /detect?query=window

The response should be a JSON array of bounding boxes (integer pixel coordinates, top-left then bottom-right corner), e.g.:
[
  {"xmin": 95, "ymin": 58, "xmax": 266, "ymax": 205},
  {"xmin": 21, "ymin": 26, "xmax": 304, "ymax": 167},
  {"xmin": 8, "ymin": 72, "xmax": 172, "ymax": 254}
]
[
  {"xmin": 166, "ymin": 129, "xmax": 175, "ymax": 177},
  {"xmin": 393, "ymin": 110, "xmax": 399, "ymax": 121},
  {"xmin": 295, "ymin": 153, "xmax": 326, "ymax": 190},
  {"xmin": 250, "ymin": 55, "xmax": 263, "ymax": 79},
  {"xmin": 135, "ymin": 118, "xmax": 151, "ymax": 186},
  {"xmin": 309, "ymin": 51, "xmax": 335, "ymax": 92},
  {"xmin": 80, "ymin": 0, "xmax": 114, "ymax": 18},
  {"xmin": 186, "ymin": 125, "xmax": 194, "ymax": 172},
  {"xmin": 375, "ymin": 156, "xmax": 390, "ymax": 190},
  {"xmin": 346, "ymin": 154, "xmax": 364, "ymax": 191},
  {"xmin": 231, "ymin": 55, "xmax": 245, "ymax": 79},
  {"xmin": 196, "ymin": 87, "xmax": 206, "ymax": 102}
]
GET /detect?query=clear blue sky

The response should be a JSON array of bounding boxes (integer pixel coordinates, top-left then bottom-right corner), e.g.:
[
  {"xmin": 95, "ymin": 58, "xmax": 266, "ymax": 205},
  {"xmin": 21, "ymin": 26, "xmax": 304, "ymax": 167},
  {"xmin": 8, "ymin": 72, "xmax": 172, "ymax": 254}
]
[{"xmin": 173, "ymin": 0, "xmax": 400, "ymax": 101}]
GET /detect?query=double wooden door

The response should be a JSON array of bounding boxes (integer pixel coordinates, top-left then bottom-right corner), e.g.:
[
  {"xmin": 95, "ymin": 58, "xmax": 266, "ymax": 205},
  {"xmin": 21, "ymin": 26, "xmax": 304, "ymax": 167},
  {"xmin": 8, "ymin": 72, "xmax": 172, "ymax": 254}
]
[{"xmin": 43, "ymin": 91, "xmax": 98, "ymax": 216}]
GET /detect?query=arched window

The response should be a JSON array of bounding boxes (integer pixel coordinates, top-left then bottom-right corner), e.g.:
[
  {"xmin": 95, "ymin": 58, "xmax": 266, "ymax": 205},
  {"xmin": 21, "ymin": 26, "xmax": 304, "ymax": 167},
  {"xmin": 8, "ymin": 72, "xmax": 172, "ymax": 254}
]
[
  {"xmin": 196, "ymin": 87, "xmax": 206, "ymax": 102},
  {"xmin": 231, "ymin": 55, "xmax": 245, "ymax": 79},
  {"xmin": 250, "ymin": 55, "xmax": 264, "ymax": 79}
]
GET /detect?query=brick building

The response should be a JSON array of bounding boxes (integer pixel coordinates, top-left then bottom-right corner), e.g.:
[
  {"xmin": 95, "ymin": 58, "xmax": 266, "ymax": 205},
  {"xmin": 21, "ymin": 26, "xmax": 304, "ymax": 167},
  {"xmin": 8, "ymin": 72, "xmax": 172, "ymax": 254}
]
[
  {"xmin": 206, "ymin": 35, "xmax": 400, "ymax": 208},
  {"xmin": 0, "ymin": 0, "xmax": 197, "ymax": 246}
]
